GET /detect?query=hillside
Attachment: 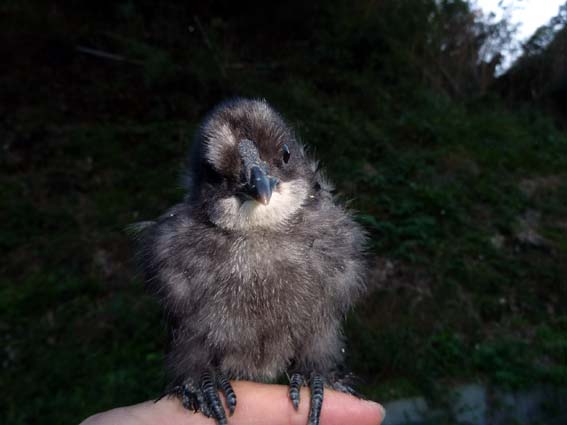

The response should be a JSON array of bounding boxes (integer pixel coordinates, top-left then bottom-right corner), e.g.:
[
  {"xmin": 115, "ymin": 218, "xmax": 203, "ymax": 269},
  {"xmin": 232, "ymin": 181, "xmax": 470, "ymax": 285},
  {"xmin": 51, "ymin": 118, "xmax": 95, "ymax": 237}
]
[{"xmin": 1, "ymin": 1, "xmax": 566, "ymax": 424}]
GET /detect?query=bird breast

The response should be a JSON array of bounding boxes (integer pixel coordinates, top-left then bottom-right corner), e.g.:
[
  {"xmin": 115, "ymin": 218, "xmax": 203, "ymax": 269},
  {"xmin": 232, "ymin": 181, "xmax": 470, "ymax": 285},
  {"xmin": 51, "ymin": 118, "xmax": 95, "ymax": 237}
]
[{"xmin": 199, "ymin": 234, "xmax": 326, "ymax": 380}]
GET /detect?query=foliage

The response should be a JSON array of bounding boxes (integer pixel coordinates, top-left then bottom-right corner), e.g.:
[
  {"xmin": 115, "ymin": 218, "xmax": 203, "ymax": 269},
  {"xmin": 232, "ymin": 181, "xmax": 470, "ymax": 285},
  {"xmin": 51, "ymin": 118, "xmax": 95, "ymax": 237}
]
[{"xmin": 498, "ymin": 2, "xmax": 567, "ymax": 124}]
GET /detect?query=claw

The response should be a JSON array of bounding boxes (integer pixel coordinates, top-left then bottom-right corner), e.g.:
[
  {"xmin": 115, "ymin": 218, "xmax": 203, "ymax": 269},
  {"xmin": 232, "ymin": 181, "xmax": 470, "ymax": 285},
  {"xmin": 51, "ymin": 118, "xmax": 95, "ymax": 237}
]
[
  {"xmin": 181, "ymin": 384, "xmax": 198, "ymax": 412},
  {"xmin": 289, "ymin": 373, "xmax": 304, "ymax": 410},
  {"xmin": 332, "ymin": 381, "xmax": 363, "ymax": 398},
  {"xmin": 288, "ymin": 372, "xmax": 325, "ymax": 425},
  {"xmin": 164, "ymin": 371, "xmax": 236, "ymax": 425},
  {"xmin": 308, "ymin": 373, "xmax": 324, "ymax": 425},
  {"xmin": 201, "ymin": 370, "xmax": 228, "ymax": 425},
  {"xmin": 217, "ymin": 371, "xmax": 237, "ymax": 415}
]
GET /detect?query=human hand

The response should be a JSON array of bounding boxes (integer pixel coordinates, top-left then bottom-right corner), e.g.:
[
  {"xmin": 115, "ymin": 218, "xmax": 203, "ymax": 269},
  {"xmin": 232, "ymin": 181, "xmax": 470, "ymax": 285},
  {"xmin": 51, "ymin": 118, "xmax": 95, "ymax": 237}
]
[{"xmin": 80, "ymin": 381, "xmax": 385, "ymax": 425}]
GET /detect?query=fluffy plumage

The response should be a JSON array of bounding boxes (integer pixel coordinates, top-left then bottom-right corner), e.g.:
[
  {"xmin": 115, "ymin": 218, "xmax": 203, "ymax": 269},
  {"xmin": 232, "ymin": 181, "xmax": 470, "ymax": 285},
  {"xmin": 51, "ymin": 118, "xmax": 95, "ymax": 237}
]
[{"xmin": 135, "ymin": 98, "xmax": 367, "ymax": 425}]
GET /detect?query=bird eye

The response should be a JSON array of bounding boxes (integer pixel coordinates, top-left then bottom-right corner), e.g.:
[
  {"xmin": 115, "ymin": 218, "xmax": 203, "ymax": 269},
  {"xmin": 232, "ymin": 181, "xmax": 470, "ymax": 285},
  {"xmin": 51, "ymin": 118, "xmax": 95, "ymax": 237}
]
[{"xmin": 282, "ymin": 144, "xmax": 290, "ymax": 164}]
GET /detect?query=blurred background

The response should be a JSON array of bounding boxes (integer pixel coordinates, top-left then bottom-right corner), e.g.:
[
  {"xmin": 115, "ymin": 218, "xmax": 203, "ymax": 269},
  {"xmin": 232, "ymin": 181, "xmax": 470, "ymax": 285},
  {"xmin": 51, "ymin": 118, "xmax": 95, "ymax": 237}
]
[{"xmin": 1, "ymin": 0, "xmax": 566, "ymax": 424}]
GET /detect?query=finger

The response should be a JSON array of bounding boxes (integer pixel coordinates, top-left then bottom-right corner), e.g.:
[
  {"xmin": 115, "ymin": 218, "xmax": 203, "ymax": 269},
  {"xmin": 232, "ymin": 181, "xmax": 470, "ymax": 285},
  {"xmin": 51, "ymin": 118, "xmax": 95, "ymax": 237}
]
[
  {"xmin": 83, "ymin": 381, "xmax": 386, "ymax": 425},
  {"xmin": 224, "ymin": 381, "xmax": 385, "ymax": 425},
  {"xmin": 81, "ymin": 399, "xmax": 215, "ymax": 425}
]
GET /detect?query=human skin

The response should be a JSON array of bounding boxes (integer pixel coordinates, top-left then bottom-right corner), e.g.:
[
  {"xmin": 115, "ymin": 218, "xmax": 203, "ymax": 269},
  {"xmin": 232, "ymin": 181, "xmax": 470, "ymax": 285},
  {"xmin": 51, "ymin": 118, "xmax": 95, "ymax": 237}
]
[{"xmin": 80, "ymin": 381, "xmax": 385, "ymax": 425}]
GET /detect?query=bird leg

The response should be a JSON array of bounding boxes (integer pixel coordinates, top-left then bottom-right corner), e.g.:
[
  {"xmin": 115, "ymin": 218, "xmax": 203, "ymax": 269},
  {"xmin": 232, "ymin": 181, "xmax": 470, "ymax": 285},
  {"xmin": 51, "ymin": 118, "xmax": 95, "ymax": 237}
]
[
  {"xmin": 288, "ymin": 372, "xmax": 325, "ymax": 425},
  {"xmin": 162, "ymin": 370, "xmax": 237, "ymax": 425}
]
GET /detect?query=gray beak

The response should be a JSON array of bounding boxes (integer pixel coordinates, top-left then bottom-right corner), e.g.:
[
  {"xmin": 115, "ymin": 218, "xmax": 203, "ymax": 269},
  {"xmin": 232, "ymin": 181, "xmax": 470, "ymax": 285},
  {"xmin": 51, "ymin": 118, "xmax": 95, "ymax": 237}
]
[{"xmin": 249, "ymin": 166, "xmax": 278, "ymax": 205}]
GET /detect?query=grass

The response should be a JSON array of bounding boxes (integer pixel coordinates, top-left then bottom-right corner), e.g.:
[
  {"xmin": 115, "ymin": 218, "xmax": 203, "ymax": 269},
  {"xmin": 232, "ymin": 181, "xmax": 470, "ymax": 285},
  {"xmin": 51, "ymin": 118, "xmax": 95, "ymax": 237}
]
[{"xmin": 1, "ymin": 1, "xmax": 567, "ymax": 423}]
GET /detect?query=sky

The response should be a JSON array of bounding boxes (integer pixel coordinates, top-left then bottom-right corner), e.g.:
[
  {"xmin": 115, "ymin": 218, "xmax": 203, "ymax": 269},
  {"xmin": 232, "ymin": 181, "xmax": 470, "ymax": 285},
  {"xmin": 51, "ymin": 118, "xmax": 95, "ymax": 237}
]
[
  {"xmin": 474, "ymin": 0, "xmax": 565, "ymax": 70},
  {"xmin": 475, "ymin": 0, "xmax": 564, "ymax": 40}
]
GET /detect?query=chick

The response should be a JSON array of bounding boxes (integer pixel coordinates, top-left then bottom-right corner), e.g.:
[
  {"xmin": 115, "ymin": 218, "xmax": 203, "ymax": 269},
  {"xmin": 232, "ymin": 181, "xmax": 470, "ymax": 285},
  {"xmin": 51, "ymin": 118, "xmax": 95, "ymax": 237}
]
[{"xmin": 135, "ymin": 98, "xmax": 367, "ymax": 425}]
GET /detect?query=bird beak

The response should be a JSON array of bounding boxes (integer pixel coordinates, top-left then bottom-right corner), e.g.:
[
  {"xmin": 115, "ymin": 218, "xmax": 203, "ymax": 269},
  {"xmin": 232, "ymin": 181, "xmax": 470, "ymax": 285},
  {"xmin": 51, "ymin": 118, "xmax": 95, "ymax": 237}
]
[{"xmin": 249, "ymin": 166, "xmax": 278, "ymax": 205}]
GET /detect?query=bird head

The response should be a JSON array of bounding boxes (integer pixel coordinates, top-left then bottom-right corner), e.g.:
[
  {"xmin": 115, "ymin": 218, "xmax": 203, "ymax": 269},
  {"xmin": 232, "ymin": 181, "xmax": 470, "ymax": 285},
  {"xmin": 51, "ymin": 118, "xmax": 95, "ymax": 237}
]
[{"xmin": 186, "ymin": 98, "xmax": 315, "ymax": 231}]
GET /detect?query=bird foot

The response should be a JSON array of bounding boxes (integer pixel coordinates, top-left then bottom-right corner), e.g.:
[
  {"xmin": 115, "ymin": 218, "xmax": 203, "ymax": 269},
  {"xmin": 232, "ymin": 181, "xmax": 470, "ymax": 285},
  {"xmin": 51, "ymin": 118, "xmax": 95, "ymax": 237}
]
[
  {"xmin": 331, "ymin": 380, "xmax": 363, "ymax": 398},
  {"xmin": 288, "ymin": 372, "xmax": 325, "ymax": 425},
  {"xmin": 162, "ymin": 370, "xmax": 237, "ymax": 425},
  {"xmin": 288, "ymin": 372, "xmax": 363, "ymax": 425}
]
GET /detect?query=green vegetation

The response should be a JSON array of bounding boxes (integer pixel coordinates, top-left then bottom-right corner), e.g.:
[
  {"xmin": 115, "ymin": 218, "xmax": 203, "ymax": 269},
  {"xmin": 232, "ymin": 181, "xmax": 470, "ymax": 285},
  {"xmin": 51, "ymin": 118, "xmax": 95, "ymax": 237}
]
[{"xmin": 1, "ymin": 1, "xmax": 566, "ymax": 424}]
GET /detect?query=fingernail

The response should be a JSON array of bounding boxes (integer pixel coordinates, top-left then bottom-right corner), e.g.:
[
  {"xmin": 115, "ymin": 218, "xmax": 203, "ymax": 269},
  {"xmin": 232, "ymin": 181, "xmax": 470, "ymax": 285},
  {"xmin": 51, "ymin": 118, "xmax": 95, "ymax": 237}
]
[
  {"xmin": 364, "ymin": 400, "xmax": 386, "ymax": 423},
  {"xmin": 378, "ymin": 404, "xmax": 386, "ymax": 422}
]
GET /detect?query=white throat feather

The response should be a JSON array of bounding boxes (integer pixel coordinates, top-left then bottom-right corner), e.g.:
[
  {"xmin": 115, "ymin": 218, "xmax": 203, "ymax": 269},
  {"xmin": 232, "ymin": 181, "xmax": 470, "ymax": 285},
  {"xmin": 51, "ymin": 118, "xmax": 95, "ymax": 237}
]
[{"xmin": 210, "ymin": 180, "xmax": 309, "ymax": 230}]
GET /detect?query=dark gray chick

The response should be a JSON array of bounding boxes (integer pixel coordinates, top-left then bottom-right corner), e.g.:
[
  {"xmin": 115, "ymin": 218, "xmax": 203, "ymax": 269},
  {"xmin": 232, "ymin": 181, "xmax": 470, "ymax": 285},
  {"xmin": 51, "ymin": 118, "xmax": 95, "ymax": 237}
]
[{"xmin": 135, "ymin": 98, "xmax": 367, "ymax": 425}]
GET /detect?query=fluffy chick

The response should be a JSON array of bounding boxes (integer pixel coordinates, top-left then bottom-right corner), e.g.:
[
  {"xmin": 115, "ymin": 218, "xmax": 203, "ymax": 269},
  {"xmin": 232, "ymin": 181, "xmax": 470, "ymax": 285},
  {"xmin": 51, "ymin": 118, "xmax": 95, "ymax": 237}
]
[{"xmin": 135, "ymin": 98, "xmax": 367, "ymax": 425}]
